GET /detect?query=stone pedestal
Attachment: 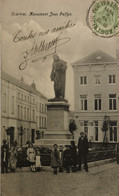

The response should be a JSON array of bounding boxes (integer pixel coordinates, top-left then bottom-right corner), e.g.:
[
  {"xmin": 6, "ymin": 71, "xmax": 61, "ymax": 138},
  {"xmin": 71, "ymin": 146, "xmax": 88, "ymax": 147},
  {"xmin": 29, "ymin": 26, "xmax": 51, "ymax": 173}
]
[{"xmin": 44, "ymin": 101, "xmax": 71, "ymax": 140}]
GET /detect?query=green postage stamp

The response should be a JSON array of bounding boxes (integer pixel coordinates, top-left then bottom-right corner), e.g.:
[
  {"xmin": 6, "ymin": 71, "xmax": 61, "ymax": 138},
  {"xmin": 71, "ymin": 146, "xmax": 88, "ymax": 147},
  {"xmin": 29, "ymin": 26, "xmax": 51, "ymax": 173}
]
[{"xmin": 87, "ymin": 0, "xmax": 119, "ymax": 37}]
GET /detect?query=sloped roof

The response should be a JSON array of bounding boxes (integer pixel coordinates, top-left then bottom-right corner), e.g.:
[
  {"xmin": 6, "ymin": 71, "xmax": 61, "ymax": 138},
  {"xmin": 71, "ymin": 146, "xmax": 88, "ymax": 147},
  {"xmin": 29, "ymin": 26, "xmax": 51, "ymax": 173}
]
[
  {"xmin": 1, "ymin": 71, "xmax": 47, "ymax": 100},
  {"xmin": 73, "ymin": 50, "xmax": 117, "ymax": 65}
]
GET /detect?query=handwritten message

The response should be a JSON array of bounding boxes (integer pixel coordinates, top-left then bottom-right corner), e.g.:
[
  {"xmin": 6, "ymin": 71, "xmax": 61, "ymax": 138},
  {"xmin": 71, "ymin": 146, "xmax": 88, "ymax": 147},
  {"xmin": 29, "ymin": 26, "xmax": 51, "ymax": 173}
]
[{"xmin": 12, "ymin": 20, "xmax": 76, "ymax": 70}]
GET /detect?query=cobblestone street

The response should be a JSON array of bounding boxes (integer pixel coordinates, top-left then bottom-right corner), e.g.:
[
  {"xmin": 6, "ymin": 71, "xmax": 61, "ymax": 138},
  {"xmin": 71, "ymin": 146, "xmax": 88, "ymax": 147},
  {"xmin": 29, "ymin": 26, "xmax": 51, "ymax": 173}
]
[{"xmin": 1, "ymin": 162, "xmax": 119, "ymax": 196}]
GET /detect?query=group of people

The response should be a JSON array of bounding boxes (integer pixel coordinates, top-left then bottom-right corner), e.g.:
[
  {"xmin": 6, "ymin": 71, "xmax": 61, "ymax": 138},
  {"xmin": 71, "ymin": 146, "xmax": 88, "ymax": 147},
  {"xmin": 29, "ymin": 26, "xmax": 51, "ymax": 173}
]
[
  {"xmin": 26, "ymin": 132, "xmax": 89, "ymax": 175},
  {"xmin": 1, "ymin": 140, "xmax": 42, "ymax": 173},
  {"xmin": 1, "ymin": 140, "xmax": 17, "ymax": 173},
  {"xmin": 51, "ymin": 132, "xmax": 89, "ymax": 174},
  {"xmin": 1, "ymin": 132, "xmax": 89, "ymax": 174},
  {"xmin": 26, "ymin": 142, "xmax": 42, "ymax": 172}
]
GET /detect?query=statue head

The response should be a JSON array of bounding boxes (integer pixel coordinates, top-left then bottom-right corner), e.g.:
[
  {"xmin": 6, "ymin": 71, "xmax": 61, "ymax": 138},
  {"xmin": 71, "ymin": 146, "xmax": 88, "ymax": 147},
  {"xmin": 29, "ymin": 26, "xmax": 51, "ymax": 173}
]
[{"xmin": 53, "ymin": 54, "xmax": 59, "ymax": 61}]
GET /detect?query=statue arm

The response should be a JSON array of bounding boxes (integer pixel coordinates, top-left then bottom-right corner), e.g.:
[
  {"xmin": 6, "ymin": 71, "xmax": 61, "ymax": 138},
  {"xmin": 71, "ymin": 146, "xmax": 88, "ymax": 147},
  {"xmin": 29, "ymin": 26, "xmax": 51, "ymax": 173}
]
[{"xmin": 61, "ymin": 60, "xmax": 67, "ymax": 71}]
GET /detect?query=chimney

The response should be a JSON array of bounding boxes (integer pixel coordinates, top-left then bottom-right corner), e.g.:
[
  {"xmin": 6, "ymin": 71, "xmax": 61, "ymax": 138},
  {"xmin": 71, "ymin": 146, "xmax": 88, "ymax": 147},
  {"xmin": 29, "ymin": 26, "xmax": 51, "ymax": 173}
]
[
  {"xmin": 116, "ymin": 49, "xmax": 119, "ymax": 60},
  {"xmin": 31, "ymin": 81, "xmax": 36, "ymax": 90}
]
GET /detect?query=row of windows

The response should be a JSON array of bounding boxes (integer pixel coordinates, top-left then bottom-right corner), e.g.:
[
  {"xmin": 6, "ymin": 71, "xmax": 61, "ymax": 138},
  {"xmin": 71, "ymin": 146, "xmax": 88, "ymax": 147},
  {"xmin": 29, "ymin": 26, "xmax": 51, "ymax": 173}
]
[
  {"xmin": 17, "ymin": 93, "xmax": 47, "ymax": 113},
  {"xmin": 37, "ymin": 102, "xmax": 47, "ymax": 113},
  {"xmin": 17, "ymin": 105, "xmax": 35, "ymax": 121},
  {"xmin": 17, "ymin": 93, "xmax": 29, "ymax": 102},
  {"xmin": 3, "ymin": 94, "xmax": 15, "ymax": 114},
  {"xmin": 3, "ymin": 92, "xmax": 47, "ymax": 115},
  {"xmin": 80, "ymin": 75, "xmax": 117, "ymax": 85},
  {"xmin": 17, "ymin": 105, "xmax": 47, "ymax": 126},
  {"xmin": 82, "ymin": 121, "xmax": 117, "ymax": 142},
  {"xmin": 36, "ymin": 116, "xmax": 47, "ymax": 128},
  {"xmin": 80, "ymin": 94, "xmax": 117, "ymax": 111}
]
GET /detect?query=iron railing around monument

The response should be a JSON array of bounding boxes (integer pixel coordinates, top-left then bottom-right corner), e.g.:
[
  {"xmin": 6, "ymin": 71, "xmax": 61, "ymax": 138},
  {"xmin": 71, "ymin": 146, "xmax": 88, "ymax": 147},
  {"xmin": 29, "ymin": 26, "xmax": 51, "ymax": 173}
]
[
  {"xmin": 40, "ymin": 149, "xmax": 115, "ymax": 166},
  {"xmin": 87, "ymin": 149, "xmax": 115, "ymax": 163},
  {"xmin": 17, "ymin": 147, "xmax": 116, "ymax": 167}
]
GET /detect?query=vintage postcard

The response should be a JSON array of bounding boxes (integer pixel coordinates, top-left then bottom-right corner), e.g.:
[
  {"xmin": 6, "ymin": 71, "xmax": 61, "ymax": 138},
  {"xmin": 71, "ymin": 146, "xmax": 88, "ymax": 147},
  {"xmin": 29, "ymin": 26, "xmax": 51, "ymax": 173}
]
[{"xmin": 1, "ymin": 0, "xmax": 119, "ymax": 196}]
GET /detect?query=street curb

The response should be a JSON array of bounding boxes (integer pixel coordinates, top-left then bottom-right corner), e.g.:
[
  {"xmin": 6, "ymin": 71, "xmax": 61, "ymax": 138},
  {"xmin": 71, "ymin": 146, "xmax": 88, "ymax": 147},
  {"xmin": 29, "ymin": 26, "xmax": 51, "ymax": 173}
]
[
  {"xmin": 88, "ymin": 158, "xmax": 116, "ymax": 168},
  {"xmin": 17, "ymin": 158, "xmax": 116, "ymax": 172}
]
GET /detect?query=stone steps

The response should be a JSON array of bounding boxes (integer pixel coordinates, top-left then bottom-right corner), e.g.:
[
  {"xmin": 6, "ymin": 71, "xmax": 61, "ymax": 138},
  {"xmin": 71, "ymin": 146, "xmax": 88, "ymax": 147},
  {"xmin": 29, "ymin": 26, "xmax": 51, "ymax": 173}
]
[{"xmin": 43, "ymin": 130, "xmax": 72, "ymax": 139}]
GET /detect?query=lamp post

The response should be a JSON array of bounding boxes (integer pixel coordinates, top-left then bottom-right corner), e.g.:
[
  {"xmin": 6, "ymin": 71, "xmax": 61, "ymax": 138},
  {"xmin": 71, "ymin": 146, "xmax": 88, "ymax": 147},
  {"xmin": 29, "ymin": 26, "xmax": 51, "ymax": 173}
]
[{"xmin": 19, "ymin": 126, "xmax": 24, "ymax": 147}]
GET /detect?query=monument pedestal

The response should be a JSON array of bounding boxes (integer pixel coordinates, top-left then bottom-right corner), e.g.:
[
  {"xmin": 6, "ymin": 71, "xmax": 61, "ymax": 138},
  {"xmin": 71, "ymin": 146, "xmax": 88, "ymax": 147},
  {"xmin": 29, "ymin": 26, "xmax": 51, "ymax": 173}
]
[
  {"xmin": 44, "ymin": 101, "xmax": 71, "ymax": 139},
  {"xmin": 37, "ymin": 101, "xmax": 72, "ymax": 147},
  {"xmin": 34, "ymin": 101, "xmax": 74, "ymax": 148}
]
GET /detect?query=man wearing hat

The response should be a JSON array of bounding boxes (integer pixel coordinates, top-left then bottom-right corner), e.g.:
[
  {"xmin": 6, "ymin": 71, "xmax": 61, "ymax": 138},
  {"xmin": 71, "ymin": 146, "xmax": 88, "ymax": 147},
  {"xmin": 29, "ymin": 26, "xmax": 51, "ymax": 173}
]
[{"xmin": 78, "ymin": 132, "xmax": 89, "ymax": 172}]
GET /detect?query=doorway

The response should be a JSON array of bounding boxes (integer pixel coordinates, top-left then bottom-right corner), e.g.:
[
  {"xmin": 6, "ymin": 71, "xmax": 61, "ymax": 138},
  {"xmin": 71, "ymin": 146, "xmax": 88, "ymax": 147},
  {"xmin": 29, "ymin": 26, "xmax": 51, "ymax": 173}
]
[
  {"xmin": 10, "ymin": 127, "xmax": 14, "ymax": 146},
  {"xmin": 31, "ymin": 129, "xmax": 35, "ymax": 143}
]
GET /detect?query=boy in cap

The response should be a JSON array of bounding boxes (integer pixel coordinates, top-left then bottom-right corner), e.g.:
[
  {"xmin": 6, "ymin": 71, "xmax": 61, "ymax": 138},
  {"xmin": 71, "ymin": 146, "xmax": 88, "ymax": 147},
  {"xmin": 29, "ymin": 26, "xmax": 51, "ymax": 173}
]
[{"xmin": 51, "ymin": 144, "xmax": 59, "ymax": 174}]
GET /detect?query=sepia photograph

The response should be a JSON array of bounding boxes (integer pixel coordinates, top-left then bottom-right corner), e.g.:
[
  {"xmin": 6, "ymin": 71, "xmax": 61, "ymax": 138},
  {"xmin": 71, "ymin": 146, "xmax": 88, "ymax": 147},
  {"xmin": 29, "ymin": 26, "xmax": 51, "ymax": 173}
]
[{"xmin": 1, "ymin": 0, "xmax": 119, "ymax": 195}]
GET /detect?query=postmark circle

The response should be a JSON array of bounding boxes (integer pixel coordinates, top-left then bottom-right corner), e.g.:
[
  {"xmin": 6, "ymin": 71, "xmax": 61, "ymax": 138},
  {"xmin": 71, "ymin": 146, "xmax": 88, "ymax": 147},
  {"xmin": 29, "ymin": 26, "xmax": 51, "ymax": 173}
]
[{"xmin": 87, "ymin": 0, "xmax": 119, "ymax": 38}]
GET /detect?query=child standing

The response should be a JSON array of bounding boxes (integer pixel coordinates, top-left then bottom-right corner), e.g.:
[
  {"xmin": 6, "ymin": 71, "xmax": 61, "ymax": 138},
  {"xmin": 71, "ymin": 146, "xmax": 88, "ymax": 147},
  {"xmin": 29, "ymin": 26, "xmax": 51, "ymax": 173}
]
[
  {"xmin": 27, "ymin": 142, "xmax": 36, "ymax": 172},
  {"xmin": 35, "ymin": 149, "xmax": 42, "ymax": 172},
  {"xmin": 51, "ymin": 144, "xmax": 59, "ymax": 175},
  {"xmin": 70, "ymin": 141, "xmax": 77, "ymax": 172}
]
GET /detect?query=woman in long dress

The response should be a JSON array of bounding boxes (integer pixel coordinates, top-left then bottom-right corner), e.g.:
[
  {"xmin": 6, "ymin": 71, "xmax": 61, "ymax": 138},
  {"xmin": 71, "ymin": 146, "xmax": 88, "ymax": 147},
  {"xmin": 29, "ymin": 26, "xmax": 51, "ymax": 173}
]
[{"xmin": 9, "ymin": 145, "xmax": 17, "ymax": 172}]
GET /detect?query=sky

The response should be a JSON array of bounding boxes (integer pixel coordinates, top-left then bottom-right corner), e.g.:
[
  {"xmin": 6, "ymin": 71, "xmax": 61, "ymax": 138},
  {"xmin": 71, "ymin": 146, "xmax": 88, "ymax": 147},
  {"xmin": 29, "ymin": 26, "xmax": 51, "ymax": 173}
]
[{"xmin": 1, "ymin": 0, "xmax": 119, "ymax": 110}]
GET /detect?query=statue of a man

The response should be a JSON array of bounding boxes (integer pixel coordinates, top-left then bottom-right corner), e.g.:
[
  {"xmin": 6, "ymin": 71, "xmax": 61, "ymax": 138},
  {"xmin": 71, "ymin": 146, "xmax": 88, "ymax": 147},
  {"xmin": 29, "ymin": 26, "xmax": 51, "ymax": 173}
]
[{"xmin": 50, "ymin": 55, "xmax": 67, "ymax": 99}]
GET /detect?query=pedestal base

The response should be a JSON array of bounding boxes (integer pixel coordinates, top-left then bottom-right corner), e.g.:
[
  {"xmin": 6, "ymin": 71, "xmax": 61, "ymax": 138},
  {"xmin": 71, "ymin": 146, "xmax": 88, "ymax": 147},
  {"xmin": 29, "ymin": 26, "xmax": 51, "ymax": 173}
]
[
  {"xmin": 43, "ymin": 101, "xmax": 72, "ymax": 146},
  {"xmin": 44, "ymin": 130, "xmax": 71, "ymax": 139}
]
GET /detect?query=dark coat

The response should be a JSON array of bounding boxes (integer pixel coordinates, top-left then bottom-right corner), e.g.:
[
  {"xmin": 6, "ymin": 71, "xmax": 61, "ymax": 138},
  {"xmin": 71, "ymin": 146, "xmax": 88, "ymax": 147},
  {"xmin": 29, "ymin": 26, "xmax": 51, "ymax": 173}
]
[
  {"xmin": 70, "ymin": 146, "xmax": 77, "ymax": 165},
  {"xmin": 51, "ymin": 149, "xmax": 59, "ymax": 168},
  {"xmin": 1, "ymin": 144, "xmax": 9, "ymax": 163},
  {"xmin": 63, "ymin": 149, "xmax": 71, "ymax": 167},
  {"xmin": 78, "ymin": 136, "xmax": 89, "ymax": 154},
  {"xmin": 69, "ymin": 122, "xmax": 76, "ymax": 133}
]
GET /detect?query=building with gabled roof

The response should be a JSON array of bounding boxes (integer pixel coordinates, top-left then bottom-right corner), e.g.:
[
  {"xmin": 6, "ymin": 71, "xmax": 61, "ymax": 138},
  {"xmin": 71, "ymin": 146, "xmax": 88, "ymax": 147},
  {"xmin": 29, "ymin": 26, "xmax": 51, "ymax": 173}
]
[
  {"xmin": 72, "ymin": 50, "xmax": 119, "ymax": 143},
  {"xmin": 1, "ymin": 71, "xmax": 48, "ymax": 146}
]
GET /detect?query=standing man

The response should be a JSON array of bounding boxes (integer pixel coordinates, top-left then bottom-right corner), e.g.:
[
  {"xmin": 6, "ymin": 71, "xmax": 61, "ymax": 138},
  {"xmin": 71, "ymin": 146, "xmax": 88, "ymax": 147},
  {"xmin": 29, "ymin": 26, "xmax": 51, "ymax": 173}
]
[
  {"xmin": 78, "ymin": 132, "xmax": 89, "ymax": 172},
  {"xmin": 1, "ymin": 140, "xmax": 9, "ymax": 173}
]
